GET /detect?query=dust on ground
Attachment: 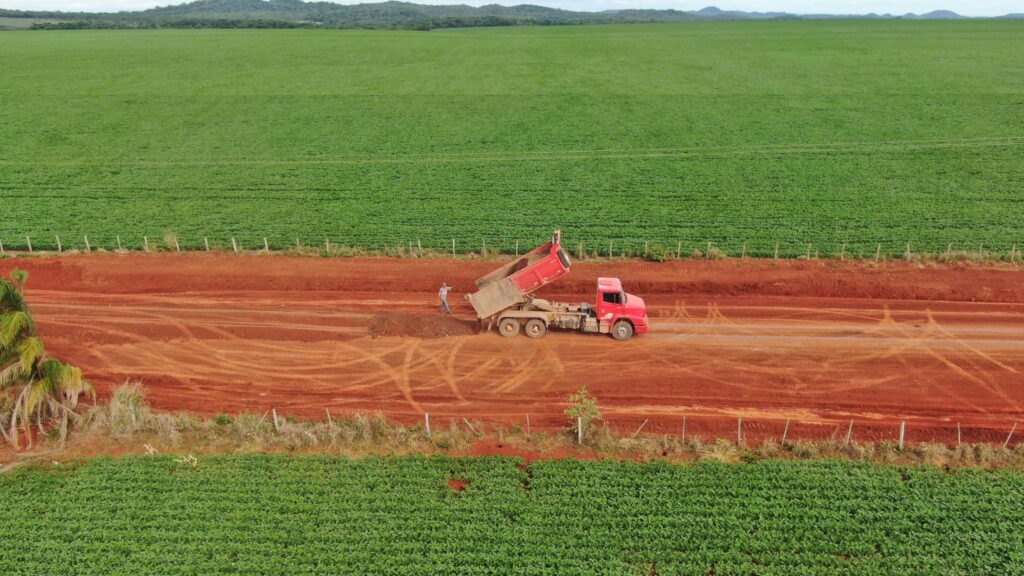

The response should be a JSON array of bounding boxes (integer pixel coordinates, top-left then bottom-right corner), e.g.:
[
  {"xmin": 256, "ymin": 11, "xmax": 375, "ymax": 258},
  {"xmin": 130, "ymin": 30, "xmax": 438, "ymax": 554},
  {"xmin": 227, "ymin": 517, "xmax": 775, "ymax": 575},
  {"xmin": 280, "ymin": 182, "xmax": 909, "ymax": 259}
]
[{"xmin": 368, "ymin": 312, "xmax": 480, "ymax": 338}]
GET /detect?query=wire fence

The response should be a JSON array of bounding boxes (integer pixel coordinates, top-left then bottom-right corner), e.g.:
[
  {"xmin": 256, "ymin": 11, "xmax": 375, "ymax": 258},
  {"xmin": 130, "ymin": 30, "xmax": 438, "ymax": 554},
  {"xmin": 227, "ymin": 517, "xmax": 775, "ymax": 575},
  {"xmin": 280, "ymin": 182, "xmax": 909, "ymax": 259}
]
[
  {"xmin": 350, "ymin": 410, "xmax": 1022, "ymax": 449},
  {"xmin": 2, "ymin": 233, "xmax": 1021, "ymax": 263}
]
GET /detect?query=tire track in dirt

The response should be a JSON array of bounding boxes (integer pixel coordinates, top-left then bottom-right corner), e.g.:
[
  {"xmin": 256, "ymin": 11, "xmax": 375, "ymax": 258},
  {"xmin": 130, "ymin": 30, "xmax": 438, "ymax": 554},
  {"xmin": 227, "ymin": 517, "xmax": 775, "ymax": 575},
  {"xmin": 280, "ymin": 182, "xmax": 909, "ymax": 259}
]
[{"xmin": 4, "ymin": 254, "xmax": 1024, "ymax": 443}]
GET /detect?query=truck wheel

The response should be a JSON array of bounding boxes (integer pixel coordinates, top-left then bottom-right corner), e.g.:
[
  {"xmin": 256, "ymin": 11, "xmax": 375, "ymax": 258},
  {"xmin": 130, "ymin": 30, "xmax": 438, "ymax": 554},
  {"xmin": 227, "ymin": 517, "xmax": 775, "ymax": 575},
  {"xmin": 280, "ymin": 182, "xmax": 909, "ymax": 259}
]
[
  {"xmin": 611, "ymin": 320, "xmax": 634, "ymax": 341},
  {"xmin": 524, "ymin": 319, "xmax": 547, "ymax": 339},
  {"xmin": 498, "ymin": 318, "xmax": 520, "ymax": 337}
]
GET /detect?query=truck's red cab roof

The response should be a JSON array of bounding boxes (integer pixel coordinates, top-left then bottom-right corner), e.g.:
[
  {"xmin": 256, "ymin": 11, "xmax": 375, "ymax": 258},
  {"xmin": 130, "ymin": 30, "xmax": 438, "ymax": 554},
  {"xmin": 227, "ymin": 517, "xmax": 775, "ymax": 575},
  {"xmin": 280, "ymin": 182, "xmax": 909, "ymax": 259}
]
[{"xmin": 597, "ymin": 277, "xmax": 622, "ymax": 292}]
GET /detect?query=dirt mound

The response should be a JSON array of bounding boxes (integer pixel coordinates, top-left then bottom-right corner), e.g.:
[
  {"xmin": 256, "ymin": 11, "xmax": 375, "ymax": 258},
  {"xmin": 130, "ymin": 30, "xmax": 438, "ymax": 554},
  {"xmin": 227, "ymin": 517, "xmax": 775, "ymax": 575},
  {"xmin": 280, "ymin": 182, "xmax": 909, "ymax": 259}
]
[{"xmin": 368, "ymin": 313, "xmax": 479, "ymax": 338}]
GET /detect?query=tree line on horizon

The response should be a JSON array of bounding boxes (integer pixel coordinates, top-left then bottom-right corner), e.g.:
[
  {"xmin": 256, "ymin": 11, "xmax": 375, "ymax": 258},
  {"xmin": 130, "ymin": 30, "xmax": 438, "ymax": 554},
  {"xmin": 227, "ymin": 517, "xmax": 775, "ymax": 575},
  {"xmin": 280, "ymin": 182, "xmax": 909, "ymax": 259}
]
[{"xmin": 4, "ymin": 0, "xmax": 1019, "ymax": 31}]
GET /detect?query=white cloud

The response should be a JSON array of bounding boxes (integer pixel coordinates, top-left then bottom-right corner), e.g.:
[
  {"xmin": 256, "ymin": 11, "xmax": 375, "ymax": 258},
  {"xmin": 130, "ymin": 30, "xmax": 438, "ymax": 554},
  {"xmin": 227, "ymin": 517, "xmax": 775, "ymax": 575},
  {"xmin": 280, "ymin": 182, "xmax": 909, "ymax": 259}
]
[{"xmin": 1, "ymin": 0, "xmax": 1018, "ymax": 17}]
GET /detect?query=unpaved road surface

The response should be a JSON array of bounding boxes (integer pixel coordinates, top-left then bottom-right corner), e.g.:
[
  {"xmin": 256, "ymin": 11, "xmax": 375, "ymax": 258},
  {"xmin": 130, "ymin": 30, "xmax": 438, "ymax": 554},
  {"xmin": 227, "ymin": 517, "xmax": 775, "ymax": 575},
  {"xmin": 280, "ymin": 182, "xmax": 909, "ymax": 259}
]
[{"xmin": 3, "ymin": 254, "xmax": 1023, "ymax": 444}]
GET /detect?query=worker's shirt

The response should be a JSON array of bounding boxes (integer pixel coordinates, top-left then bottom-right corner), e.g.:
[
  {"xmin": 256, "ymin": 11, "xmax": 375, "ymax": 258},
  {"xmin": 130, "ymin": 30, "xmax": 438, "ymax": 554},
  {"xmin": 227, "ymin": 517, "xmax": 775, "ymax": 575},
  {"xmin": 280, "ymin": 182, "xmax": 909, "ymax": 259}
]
[{"xmin": 438, "ymin": 287, "xmax": 451, "ymax": 300}]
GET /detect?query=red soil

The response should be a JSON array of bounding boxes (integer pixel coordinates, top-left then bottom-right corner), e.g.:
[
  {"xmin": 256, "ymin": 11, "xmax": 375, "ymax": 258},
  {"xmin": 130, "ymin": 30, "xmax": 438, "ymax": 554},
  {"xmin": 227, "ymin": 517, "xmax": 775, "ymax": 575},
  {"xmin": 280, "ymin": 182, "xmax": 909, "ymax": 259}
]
[
  {"xmin": 3, "ymin": 253, "xmax": 1024, "ymax": 446},
  {"xmin": 368, "ymin": 312, "xmax": 479, "ymax": 338},
  {"xmin": 447, "ymin": 478, "xmax": 468, "ymax": 491}
]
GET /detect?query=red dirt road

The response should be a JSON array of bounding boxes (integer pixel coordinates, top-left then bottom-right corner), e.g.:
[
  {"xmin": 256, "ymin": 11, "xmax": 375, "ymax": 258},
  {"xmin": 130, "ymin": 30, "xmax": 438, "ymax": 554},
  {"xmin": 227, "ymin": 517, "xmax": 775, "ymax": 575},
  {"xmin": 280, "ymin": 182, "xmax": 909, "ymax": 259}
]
[{"xmin": 3, "ymin": 254, "xmax": 1024, "ymax": 444}]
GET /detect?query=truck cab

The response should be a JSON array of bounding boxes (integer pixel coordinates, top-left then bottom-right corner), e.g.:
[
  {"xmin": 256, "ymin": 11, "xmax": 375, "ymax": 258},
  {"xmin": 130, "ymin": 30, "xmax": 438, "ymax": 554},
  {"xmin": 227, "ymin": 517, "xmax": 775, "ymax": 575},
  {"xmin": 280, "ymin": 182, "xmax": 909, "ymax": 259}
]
[{"xmin": 596, "ymin": 277, "xmax": 649, "ymax": 340}]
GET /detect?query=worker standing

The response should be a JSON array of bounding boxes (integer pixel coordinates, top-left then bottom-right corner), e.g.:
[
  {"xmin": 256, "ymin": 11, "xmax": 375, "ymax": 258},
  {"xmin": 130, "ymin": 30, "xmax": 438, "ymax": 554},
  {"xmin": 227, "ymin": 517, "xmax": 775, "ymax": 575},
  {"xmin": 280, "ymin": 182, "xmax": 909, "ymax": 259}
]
[{"xmin": 438, "ymin": 282, "xmax": 452, "ymax": 315}]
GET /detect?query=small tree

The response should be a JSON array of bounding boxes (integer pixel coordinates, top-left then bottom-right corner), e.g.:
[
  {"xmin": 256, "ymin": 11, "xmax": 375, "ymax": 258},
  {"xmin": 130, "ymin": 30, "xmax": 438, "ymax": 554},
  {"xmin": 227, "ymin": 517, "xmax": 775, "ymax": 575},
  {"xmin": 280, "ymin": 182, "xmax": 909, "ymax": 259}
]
[
  {"xmin": 565, "ymin": 386, "xmax": 601, "ymax": 440},
  {"xmin": 0, "ymin": 270, "xmax": 93, "ymax": 447}
]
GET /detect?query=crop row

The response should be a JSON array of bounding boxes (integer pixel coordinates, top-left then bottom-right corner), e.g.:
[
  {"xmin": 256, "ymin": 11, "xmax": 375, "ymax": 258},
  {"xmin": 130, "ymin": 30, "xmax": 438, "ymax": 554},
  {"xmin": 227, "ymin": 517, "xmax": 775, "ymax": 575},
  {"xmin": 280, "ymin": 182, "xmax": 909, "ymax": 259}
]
[
  {"xmin": 1, "ymin": 455, "xmax": 1022, "ymax": 575},
  {"xmin": 2, "ymin": 144, "xmax": 1022, "ymax": 258},
  {"xmin": 2, "ymin": 25, "xmax": 1022, "ymax": 259}
]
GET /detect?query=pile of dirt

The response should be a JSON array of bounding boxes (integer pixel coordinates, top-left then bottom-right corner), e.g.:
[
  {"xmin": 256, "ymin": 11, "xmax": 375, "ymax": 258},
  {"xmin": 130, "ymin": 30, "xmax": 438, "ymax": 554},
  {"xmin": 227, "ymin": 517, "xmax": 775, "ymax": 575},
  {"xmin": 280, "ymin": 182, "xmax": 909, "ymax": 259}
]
[{"xmin": 368, "ymin": 313, "xmax": 479, "ymax": 338}]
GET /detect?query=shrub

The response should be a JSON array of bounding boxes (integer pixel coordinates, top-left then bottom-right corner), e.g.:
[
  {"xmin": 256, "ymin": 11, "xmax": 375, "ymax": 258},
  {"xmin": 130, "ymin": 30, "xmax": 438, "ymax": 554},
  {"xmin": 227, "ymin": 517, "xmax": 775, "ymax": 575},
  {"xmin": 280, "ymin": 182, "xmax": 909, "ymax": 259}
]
[{"xmin": 565, "ymin": 386, "xmax": 602, "ymax": 440}]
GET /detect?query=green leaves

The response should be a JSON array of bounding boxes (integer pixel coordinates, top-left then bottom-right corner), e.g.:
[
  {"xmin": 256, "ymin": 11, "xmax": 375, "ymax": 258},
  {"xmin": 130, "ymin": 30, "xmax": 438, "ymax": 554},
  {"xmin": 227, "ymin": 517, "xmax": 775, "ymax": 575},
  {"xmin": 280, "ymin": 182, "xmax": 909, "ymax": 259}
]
[
  {"xmin": 0, "ymin": 456, "xmax": 1022, "ymax": 575},
  {"xmin": 2, "ymin": 25, "xmax": 1023, "ymax": 256}
]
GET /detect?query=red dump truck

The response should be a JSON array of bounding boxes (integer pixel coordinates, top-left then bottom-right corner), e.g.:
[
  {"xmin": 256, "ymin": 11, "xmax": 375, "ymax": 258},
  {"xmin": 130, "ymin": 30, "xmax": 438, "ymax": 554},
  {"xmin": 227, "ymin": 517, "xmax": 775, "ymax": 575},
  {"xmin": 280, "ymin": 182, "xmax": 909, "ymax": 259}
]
[{"xmin": 466, "ymin": 231, "xmax": 649, "ymax": 340}]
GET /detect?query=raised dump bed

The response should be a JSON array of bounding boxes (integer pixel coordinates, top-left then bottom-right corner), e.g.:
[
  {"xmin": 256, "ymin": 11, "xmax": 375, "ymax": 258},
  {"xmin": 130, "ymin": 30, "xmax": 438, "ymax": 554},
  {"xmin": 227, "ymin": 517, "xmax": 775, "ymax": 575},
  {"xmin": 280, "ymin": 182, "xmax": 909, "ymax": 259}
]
[{"xmin": 466, "ymin": 230, "xmax": 572, "ymax": 321}]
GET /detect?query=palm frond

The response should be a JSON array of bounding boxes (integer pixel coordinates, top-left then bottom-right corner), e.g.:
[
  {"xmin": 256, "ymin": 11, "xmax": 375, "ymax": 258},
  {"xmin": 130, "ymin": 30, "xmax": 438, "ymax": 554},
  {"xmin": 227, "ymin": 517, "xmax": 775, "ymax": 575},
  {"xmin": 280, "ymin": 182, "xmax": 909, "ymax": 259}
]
[
  {"xmin": 17, "ymin": 336, "xmax": 45, "ymax": 373},
  {"xmin": 61, "ymin": 365, "xmax": 94, "ymax": 406},
  {"xmin": 1, "ymin": 311, "xmax": 35, "ymax": 349},
  {"xmin": 29, "ymin": 360, "xmax": 94, "ymax": 413},
  {"xmin": 0, "ymin": 359, "xmax": 28, "ymax": 389},
  {"xmin": 0, "ymin": 271, "xmax": 28, "ymax": 312},
  {"xmin": 27, "ymin": 378, "xmax": 60, "ymax": 415}
]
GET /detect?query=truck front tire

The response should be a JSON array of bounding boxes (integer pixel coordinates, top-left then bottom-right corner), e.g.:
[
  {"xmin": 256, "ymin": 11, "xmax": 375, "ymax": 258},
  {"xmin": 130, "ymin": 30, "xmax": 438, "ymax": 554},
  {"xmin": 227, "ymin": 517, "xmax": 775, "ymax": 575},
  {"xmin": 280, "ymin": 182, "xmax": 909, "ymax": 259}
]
[
  {"xmin": 524, "ymin": 319, "xmax": 547, "ymax": 339},
  {"xmin": 611, "ymin": 320, "xmax": 634, "ymax": 341},
  {"xmin": 498, "ymin": 318, "xmax": 520, "ymax": 337}
]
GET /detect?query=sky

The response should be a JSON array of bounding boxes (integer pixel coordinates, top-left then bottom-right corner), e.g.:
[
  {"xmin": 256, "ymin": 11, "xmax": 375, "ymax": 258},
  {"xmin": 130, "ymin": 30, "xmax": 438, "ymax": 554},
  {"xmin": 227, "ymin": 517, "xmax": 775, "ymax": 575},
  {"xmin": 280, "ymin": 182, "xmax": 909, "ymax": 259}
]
[{"xmin": 1, "ymin": 0, "xmax": 1018, "ymax": 16}]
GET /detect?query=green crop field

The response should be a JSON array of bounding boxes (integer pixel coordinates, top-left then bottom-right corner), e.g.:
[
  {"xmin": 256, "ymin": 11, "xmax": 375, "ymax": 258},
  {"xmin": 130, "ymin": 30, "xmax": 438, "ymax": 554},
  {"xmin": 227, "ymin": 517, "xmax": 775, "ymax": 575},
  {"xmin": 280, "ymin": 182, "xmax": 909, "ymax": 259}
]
[
  {"xmin": 1, "ymin": 22, "xmax": 1022, "ymax": 257},
  {"xmin": 1, "ymin": 455, "xmax": 1022, "ymax": 574}
]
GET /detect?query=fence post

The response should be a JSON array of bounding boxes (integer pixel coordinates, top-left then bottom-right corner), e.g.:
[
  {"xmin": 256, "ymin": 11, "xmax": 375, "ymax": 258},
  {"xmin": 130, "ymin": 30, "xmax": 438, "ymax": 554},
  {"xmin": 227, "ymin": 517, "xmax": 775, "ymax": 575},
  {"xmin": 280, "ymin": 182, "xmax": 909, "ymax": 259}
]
[
  {"xmin": 272, "ymin": 408, "xmax": 280, "ymax": 433},
  {"xmin": 577, "ymin": 416, "xmax": 583, "ymax": 444},
  {"xmin": 526, "ymin": 414, "xmax": 530, "ymax": 439},
  {"xmin": 774, "ymin": 242, "xmax": 779, "ymax": 259},
  {"xmin": 875, "ymin": 244, "xmax": 881, "ymax": 262},
  {"xmin": 1004, "ymin": 422, "xmax": 1017, "ymax": 449},
  {"xmin": 231, "ymin": 238, "xmax": 238, "ymax": 254},
  {"xmin": 325, "ymin": 408, "xmax": 333, "ymax": 427},
  {"xmin": 706, "ymin": 241, "xmax": 712, "ymax": 259},
  {"xmin": 174, "ymin": 236, "xmax": 181, "ymax": 252},
  {"xmin": 117, "ymin": 235, "xmax": 122, "ymax": 251},
  {"xmin": 0, "ymin": 239, "xmax": 4, "ymax": 256},
  {"xmin": 84, "ymin": 235, "xmax": 91, "ymax": 252},
  {"xmin": 839, "ymin": 243, "xmax": 846, "ymax": 261},
  {"xmin": 205, "ymin": 237, "xmax": 210, "ymax": 251},
  {"xmin": 681, "ymin": 415, "xmax": 686, "ymax": 442},
  {"xmin": 451, "ymin": 238, "xmax": 455, "ymax": 258},
  {"xmin": 609, "ymin": 241, "xmax": 613, "ymax": 258},
  {"xmin": 26, "ymin": 235, "xmax": 32, "ymax": 253},
  {"xmin": 956, "ymin": 421, "xmax": 961, "ymax": 448},
  {"xmin": 737, "ymin": 417, "xmax": 742, "ymax": 444},
  {"xmin": 425, "ymin": 412, "xmax": 431, "ymax": 438},
  {"xmin": 418, "ymin": 239, "xmax": 422, "ymax": 257},
  {"xmin": 144, "ymin": 236, "xmax": 149, "ymax": 252},
  {"xmin": 676, "ymin": 241, "xmax": 681, "ymax": 259},
  {"xmin": 805, "ymin": 243, "xmax": 811, "ymax": 260},
  {"xmin": 295, "ymin": 238, "xmax": 301, "ymax": 251},
  {"xmin": 264, "ymin": 238, "xmax": 270, "ymax": 253},
  {"xmin": 55, "ymin": 235, "xmax": 62, "ymax": 253},
  {"xmin": 905, "ymin": 243, "xmax": 912, "ymax": 261},
  {"xmin": 741, "ymin": 241, "xmax": 747, "ymax": 259},
  {"xmin": 898, "ymin": 420, "xmax": 905, "ymax": 450},
  {"xmin": 844, "ymin": 419, "xmax": 854, "ymax": 447},
  {"xmin": 632, "ymin": 419, "xmax": 648, "ymax": 438},
  {"xmin": 644, "ymin": 241, "xmax": 649, "ymax": 257},
  {"xmin": 781, "ymin": 418, "xmax": 790, "ymax": 445},
  {"xmin": 325, "ymin": 238, "xmax": 331, "ymax": 254},
  {"xmin": 515, "ymin": 240, "xmax": 519, "ymax": 256}
]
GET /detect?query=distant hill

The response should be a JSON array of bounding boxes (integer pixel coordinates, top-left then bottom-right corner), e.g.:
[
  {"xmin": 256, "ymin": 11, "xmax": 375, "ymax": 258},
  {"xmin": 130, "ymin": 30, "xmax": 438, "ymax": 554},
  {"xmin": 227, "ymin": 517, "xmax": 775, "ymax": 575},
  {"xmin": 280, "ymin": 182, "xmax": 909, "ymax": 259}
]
[{"xmin": 1, "ymin": 1, "xmax": 1020, "ymax": 30}]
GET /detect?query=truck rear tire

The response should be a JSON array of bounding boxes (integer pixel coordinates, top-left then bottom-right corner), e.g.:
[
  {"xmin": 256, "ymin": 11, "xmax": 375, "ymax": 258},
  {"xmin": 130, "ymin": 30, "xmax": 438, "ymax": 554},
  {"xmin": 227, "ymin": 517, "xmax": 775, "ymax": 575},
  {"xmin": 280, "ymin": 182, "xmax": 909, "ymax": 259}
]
[
  {"xmin": 524, "ymin": 319, "xmax": 547, "ymax": 339},
  {"xmin": 498, "ymin": 318, "xmax": 520, "ymax": 337},
  {"xmin": 611, "ymin": 320, "xmax": 634, "ymax": 341}
]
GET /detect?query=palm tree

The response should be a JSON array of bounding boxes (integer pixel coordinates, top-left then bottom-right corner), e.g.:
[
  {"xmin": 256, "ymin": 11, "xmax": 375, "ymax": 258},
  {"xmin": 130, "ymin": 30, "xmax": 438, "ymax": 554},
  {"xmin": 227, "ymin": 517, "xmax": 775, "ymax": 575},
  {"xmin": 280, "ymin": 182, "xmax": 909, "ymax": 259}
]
[{"xmin": 0, "ymin": 270, "xmax": 93, "ymax": 448}]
